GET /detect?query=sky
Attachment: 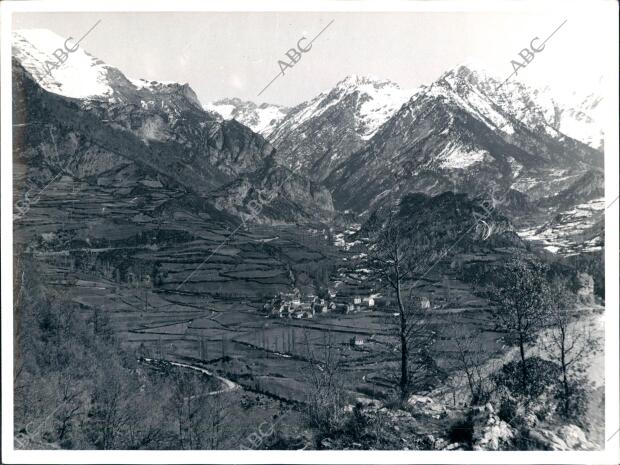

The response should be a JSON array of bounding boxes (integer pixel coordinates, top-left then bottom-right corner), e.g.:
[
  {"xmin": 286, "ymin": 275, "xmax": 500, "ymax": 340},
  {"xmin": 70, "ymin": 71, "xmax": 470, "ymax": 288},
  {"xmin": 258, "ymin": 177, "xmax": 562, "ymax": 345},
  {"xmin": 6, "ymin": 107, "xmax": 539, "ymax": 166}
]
[{"xmin": 12, "ymin": 8, "xmax": 614, "ymax": 107}]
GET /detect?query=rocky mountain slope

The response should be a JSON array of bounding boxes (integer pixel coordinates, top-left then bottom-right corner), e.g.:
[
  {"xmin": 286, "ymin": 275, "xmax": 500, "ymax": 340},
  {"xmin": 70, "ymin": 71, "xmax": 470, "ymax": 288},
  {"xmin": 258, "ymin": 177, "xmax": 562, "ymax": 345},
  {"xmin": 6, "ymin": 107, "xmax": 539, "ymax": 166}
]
[
  {"xmin": 538, "ymin": 170, "xmax": 604, "ymax": 210},
  {"xmin": 440, "ymin": 66, "xmax": 604, "ymax": 151},
  {"xmin": 12, "ymin": 28, "xmax": 332, "ymax": 224},
  {"xmin": 325, "ymin": 66, "xmax": 602, "ymax": 217},
  {"xmin": 516, "ymin": 170, "xmax": 605, "ymax": 255},
  {"xmin": 211, "ymin": 158, "xmax": 334, "ymax": 224},
  {"xmin": 268, "ymin": 75, "xmax": 414, "ymax": 181},
  {"xmin": 359, "ymin": 190, "xmax": 525, "ymax": 253}
]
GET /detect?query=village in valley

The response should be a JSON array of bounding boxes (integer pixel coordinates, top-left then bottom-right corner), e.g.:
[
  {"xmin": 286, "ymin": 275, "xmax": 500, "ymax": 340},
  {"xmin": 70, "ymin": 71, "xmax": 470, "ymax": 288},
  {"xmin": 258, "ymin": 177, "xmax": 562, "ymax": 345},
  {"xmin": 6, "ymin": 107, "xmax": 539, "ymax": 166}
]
[{"xmin": 263, "ymin": 288, "xmax": 377, "ymax": 319}]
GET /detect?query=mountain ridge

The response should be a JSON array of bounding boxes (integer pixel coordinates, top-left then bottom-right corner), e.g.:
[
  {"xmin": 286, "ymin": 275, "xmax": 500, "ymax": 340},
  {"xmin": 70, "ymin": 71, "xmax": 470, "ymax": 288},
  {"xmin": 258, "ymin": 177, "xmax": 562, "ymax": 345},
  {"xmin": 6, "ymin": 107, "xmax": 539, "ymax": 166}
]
[
  {"xmin": 12, "ymin": 28, "xmax": 604, "ymax": 249},
  {"xmin": 324, "ymin": 64, "xmax": 602, "ymax": 215},
  {"xmin": 11, "ymin": 29, "xmax": 334, "ymax": 225}
]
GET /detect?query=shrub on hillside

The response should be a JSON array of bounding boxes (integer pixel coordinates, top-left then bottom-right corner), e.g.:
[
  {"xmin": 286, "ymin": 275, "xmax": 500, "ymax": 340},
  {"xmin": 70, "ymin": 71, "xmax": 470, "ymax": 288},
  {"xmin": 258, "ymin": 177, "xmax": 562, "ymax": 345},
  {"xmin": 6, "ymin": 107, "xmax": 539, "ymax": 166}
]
[
  {"xmin": 554, "ymin": 377, "xmax": 591, "ymax": 425},
  {"xmin": 493, "ymin": 357, "xmax": 562, "ymax": 399}
]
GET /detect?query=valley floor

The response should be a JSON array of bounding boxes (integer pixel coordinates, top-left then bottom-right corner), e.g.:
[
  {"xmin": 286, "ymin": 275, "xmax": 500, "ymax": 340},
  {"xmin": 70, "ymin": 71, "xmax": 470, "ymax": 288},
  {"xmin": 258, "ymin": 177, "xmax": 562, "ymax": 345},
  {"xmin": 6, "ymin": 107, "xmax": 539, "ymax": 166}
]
[{"xmin": 13, "ymin": 176, "xmax": 606, "ymax": 450}]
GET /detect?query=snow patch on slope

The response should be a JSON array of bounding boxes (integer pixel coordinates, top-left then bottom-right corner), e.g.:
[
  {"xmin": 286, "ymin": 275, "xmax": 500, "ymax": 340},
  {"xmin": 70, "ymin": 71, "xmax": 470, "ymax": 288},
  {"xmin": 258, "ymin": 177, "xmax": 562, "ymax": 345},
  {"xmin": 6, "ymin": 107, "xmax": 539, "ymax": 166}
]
[
  {"xmin": 272, "ymin": 75, "xmax": 414, "ymax": 141},
  {"xmin": 253, "ymin": 105, "xmax": 289, "ymax": 135},
  {"xmin": 204, "ymin": 102, "xmax": 236, "ymax": 119},
  {"xmin": 517, "ymin": 197, "xmax": 605, "ymax": 254},
  {"xmin": 340, "ymin": 75, "xmax": 414, "ymax": 139},
  {"xmin": 12, "ymin": 29, "xmax": 113, "ymax": 99},
  {"xmin": 437, "ymin": 142, "xmax": 490, "ymax": 169},
  {"xmin": 437, "ymin": 69, "xmax": 516, "ymax": 135},
  {"xmin": 128, "ymin": 77, "xmax": 178, "ymax": 90},
  {"xmin": 204, "ymin": 99, "xmax": 288, "ymax": 136}
]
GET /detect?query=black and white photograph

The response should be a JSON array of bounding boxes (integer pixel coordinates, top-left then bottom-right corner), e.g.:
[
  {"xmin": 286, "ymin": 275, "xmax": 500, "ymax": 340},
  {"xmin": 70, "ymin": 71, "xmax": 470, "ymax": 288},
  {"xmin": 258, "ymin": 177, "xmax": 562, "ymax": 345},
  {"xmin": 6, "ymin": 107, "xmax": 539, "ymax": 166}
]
[{"xmin": 1, "ymin": 1, "xmax": 618, "ymax": 463}]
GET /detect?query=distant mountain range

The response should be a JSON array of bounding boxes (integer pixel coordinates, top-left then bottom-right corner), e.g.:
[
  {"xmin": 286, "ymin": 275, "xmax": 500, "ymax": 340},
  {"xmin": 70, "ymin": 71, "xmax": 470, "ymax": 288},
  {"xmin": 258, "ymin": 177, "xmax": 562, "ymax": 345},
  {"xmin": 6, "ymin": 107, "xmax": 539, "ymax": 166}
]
[
  {"xmin": 12, "ymin": 28, "xmax": 605, "ymax": 254},
  {"xmin": 205, "ymin": 69, "xmax": 603, "ymax": 182},
  {"xmin": 204, "ymin": 98, "xmax": 289, "ymax": 137},
  {"xmin": 325, "ymin": 65, "xmax": 602, "ymax": 214}
]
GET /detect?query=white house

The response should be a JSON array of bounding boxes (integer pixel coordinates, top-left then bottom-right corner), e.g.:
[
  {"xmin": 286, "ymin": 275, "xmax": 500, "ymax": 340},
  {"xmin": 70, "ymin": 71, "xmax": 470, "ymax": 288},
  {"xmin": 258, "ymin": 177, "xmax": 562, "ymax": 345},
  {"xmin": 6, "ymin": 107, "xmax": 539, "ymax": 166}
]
[
  {"xmin": 362, "ymin": 296, "xmax": 375, "ymax": 307},
  {"xmin": 350, "ymin": 335, "xmax": 365, "ymax": 346}
]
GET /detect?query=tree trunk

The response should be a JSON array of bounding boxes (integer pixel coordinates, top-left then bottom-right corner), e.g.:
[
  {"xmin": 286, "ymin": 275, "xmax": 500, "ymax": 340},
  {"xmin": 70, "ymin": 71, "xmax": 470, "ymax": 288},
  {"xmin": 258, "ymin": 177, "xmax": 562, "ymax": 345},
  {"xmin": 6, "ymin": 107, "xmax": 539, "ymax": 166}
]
[
  {"xmin": 560, "ymin": 329, "xmax": 570, "ymax": 414},
  {"xmin": 562, "ymin": 362, "xmax": 570, "ymax": 414},
  {"xmin": 396, "ymin": 280, "xmax": 408, "ymax": 401},
  {"xmin": 464, "ymin": 368, "xmax": 476, "ymax": 403},
  {"xmin": 518, "ymin": 332, "xmax": 527, "ymax": 391},
  {"xmin": 400, "ymin": 331, "xmax": 408, "ymax": 400}
]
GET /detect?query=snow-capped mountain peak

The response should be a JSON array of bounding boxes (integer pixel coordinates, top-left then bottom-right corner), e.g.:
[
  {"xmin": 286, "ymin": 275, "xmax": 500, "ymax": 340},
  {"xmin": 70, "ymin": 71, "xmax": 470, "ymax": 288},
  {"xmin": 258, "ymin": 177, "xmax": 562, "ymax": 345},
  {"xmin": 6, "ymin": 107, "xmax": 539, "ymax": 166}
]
[
  {"xmin": 330, "ymin": 75, "xmax": 414, "ymax": 140},
  {"xmin": 539, "ymin": 79, "xmax": 605, "ymax": 151},
  {"xmin": 203, "ymin": 98, "xmax": 289, "ymax": 136},
  {"xmin": 272, "ymin": 74, "xmax": 413, "ymax": 144},
  {"xmin": 266, "ymin": 74, "xmax": 417, "ymax": 181},
  {"xmin": 12, "ymin": 29, "xmax": 115, "ymax": 99},
  {"xmin": 428, "ymin": 63, "xmax": 604, "ymax": 151},
  {"xmin": 426, "ymin": 64, "xmax": 519, "ymax": 136},
  {"xmin": 12, "ymin": 28, "xmax": 203, "ymax": 111}
]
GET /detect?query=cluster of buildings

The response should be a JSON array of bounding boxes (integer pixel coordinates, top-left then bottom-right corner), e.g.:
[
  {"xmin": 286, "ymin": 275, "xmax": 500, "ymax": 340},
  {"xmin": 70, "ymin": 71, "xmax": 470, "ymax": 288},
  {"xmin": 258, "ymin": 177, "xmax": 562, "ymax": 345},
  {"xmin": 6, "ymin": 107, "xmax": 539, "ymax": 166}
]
[
  {"xmin": 262, "ymin": 289, "xmax": 383, "ymax": 319},
  {"xmin": 262, "ymin": 291, "xmax": 328, "ymax": 319}
]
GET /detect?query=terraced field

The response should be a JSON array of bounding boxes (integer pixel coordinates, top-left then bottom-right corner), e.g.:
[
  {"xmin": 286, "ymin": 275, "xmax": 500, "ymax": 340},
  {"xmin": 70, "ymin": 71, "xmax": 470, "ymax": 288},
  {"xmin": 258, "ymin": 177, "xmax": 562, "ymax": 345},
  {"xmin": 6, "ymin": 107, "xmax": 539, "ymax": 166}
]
[
  {"xmin": 18, "ymin": 176, "xmax": 601, "ymax": 399},
  {"xmin": 16, "ymin": 180, "xmax": 510, "ymax": 406}
]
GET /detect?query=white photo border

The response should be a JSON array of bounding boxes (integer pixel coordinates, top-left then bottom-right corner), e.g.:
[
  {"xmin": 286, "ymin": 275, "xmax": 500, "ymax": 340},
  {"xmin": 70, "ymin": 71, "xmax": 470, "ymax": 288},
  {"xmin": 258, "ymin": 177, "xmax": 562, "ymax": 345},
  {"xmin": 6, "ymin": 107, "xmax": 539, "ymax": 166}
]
[{"xmin": 1, "ymin": 1, "xmax": 618, "ymax": 464}]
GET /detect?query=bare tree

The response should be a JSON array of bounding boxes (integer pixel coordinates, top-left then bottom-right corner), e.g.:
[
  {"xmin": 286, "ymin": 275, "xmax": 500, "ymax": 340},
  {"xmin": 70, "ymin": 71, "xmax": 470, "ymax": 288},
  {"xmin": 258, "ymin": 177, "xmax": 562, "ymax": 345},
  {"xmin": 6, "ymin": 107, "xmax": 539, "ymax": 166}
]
[
  {"xmin": 302, "ymin": 330, "xmax": 348, "ymax": 434},
  {"xmin": 449, "ymin": 318, "xmax": 499, "ymax": 405},
  {"xmin": 545, "ymin": 278, "xmax": 600, "ymax": 416},
  {"xmin": 487, "ymin": 255, "xmax": 552, "ymax": 391},
  {"xmin": 168, "ymin": 367, "xmax": 230, "ymax": 449},
  {"xmin": 368, "ymin": 212, "xmax": 442, "ymax": 401},
  {"xmin": 55, "ymin": 374, "xmax": 82, "ymax": 441},
  {"xmin": 88, "ymin": 370, "xmax": 129, "ymax": 449}
]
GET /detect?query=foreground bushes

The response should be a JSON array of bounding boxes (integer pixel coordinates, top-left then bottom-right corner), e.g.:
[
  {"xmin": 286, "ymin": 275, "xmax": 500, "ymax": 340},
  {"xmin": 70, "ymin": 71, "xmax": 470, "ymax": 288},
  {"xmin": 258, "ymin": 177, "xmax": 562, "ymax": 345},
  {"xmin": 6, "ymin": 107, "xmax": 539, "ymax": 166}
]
[
  {"xmin": 14, "ymin": 259, "xmax": 234, "ymax": 449},
  {"xmin": 493, "ymin": 357, "xmax": 592, "ymax": 425},
  {"xmin": 494, "ymin": 357, "xmax": 562, "ymax": 399}
]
